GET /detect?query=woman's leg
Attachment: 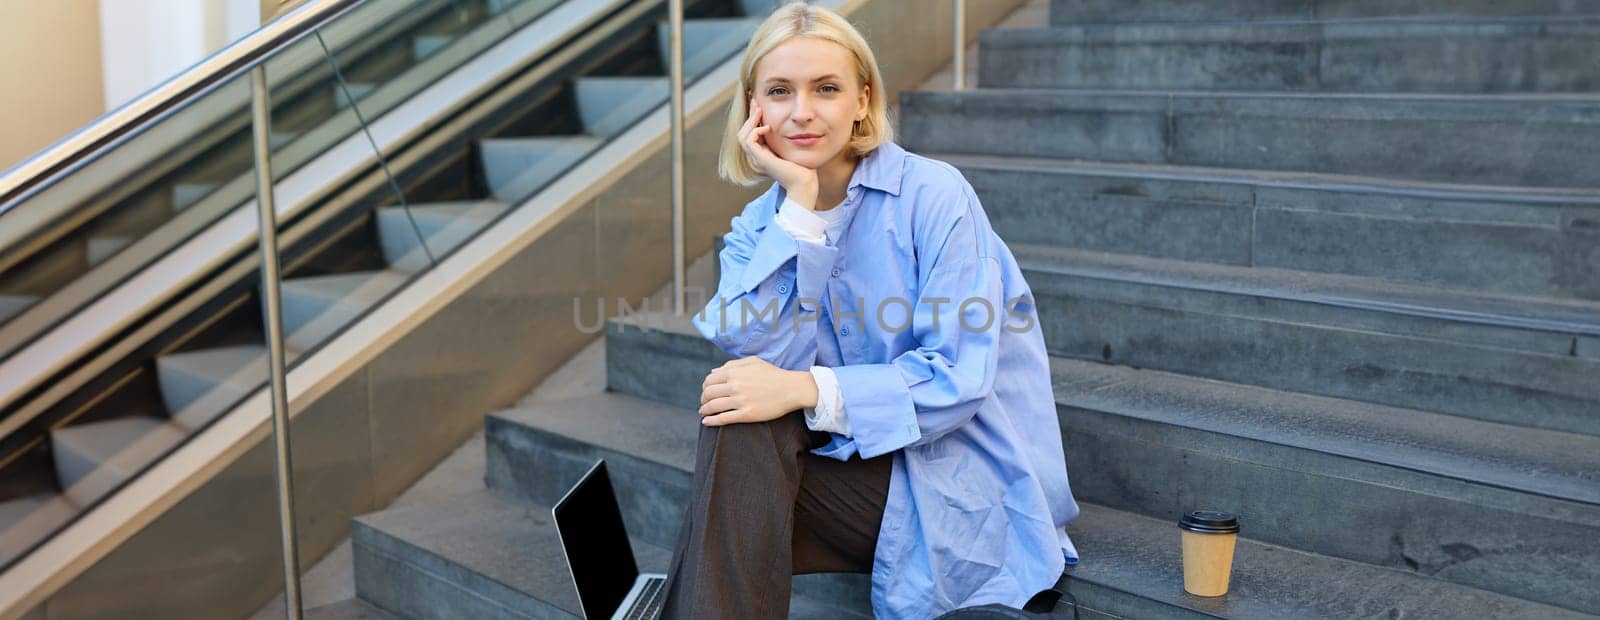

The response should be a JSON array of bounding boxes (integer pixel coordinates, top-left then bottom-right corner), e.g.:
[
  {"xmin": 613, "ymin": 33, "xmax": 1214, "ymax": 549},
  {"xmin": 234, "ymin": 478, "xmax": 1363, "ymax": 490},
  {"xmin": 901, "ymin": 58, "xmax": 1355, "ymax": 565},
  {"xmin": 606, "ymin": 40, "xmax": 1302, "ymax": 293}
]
[{"xmin": 660, "ymin": 409, "xmax": 891, "ymax": 619}]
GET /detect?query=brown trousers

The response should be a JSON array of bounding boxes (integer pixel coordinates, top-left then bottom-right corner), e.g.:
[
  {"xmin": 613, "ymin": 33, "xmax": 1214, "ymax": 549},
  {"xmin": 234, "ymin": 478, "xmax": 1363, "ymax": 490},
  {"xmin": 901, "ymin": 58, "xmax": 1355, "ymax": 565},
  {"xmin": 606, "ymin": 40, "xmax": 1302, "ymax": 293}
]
[{"xmin": 660, "ymin": 409, "xmax": 893, "ymax": 619}]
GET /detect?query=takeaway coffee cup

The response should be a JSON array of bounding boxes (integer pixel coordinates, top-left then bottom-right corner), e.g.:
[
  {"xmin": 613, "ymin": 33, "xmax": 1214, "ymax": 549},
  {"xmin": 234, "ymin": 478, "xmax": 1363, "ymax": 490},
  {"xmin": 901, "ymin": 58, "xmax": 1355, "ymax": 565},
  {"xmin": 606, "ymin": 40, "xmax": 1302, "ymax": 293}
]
[{"xmin": 1179, "ymin": 510, "xmax": 1240, "ymax": 597}]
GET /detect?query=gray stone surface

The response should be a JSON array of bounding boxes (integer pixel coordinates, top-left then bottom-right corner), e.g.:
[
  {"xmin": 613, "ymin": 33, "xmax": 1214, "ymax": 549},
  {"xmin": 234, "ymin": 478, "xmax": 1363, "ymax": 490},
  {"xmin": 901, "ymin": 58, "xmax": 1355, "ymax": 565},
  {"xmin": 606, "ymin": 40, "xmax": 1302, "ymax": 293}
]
[
  {"xmin": 953, "ymin": 153, "xmax": 1600, "ymax": 299},
  {"xmin": 484, "ymin": 371, "xmax": 1593, "ymax": 617},
  {"xmin": 1052, "ymin": 357, "xmax": 1600, "ymax": 613},
  {"xmin": 604, "ymin": 309, "xmax": 733, "ymax": 409},
  {"xmin": 351, "ymin": 488, "xmax": 591, "ymax": 619},
  {"xmin": 982, "ymin": 18, "xmax": 1600, "ymax": 93},
  {"xmin": 1062, "ymin": 504, "xmax": 1592, "ymax": 619},
  {"xmin": 1048, "ymin": 0, "xmax": 1600, "ymax": 25},
  {"xmin": 305, "ymin": 598, "xmax": 401, "ymax": 620},
  {"xmin": 598, "ymin": 312, "xmax": 1600, "ymax": 613},
  {"xmin": 483, "ymin": 391, "xmax": 876, "ymax": 610},
  {"xmin": 351, "ymin": 485, "xmax": 867, "ymax": 619},
  {"xmin": 1015, "ymin": 244, "xmax": 1600, "ymax": 436},
  {"xmin": 899, "ymin": 89, "xmax": 1600, "ymax": 188}
]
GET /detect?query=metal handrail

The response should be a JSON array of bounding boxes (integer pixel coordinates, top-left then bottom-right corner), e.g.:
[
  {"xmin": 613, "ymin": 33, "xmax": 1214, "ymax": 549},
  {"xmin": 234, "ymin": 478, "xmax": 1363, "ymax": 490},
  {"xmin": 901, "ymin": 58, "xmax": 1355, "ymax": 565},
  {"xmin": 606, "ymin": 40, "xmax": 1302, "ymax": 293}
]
[
  {"xmin": 670, "ymin": 0, "xmax": 686, "ymax": 315},
  {"xmin": 954, "ymin": 0, "xmax": 967, "ymax": 90},
  {"xmin": 0, "ymin": 0, "xmax": 364, "ymax": 212}
]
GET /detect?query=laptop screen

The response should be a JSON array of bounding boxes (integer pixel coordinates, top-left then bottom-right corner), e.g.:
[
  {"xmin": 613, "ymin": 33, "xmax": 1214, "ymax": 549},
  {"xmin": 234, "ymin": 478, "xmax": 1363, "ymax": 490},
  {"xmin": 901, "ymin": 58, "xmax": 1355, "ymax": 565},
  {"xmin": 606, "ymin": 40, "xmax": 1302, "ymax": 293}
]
[{"xmin": 553, "ymin": 460, "xmax": 641, "ymax": 620}]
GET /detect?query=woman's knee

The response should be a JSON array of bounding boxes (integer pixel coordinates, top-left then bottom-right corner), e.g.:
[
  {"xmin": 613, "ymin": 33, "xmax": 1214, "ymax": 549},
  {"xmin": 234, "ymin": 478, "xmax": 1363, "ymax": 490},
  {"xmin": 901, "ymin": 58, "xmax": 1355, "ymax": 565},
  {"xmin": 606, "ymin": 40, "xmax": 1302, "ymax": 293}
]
[{"xmin": 699, "ymin": 410, "xmax": 809, "ymax": 461}]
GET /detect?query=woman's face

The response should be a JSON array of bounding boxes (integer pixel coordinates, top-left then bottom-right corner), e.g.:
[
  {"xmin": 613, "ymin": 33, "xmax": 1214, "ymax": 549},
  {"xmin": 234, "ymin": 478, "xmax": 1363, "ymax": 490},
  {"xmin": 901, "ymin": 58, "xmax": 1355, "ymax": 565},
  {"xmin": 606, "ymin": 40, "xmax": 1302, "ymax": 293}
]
[{"xmin": 750, "ymin": 37, "xmax": 870, "ymax": 171}]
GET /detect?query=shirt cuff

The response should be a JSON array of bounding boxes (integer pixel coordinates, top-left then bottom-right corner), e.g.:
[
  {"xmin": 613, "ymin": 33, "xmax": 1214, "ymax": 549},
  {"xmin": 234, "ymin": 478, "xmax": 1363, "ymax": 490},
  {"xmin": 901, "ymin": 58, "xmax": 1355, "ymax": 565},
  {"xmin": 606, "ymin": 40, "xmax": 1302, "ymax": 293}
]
[
  {"xmin": 774, "ymin": 197, "xmax": 826, "ymax": 243},
  {"xmin": 802, "ymin": 366, "xmax": 851, "ymax": 436}
]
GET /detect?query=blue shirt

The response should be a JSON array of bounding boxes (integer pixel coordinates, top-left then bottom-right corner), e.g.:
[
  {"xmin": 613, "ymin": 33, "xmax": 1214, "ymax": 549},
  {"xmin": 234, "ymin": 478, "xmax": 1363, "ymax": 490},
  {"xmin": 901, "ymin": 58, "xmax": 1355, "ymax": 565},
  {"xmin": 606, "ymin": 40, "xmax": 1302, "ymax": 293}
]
[{"xmin": 691, "ymin": 140, "xmax": 1082, "ymax": 618}]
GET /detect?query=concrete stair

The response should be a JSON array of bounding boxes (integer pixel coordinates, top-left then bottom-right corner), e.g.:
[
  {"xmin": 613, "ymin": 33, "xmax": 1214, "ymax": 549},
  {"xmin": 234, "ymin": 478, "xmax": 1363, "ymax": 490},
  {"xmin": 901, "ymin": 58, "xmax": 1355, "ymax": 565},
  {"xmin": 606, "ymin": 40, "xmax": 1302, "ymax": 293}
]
[
  {"xmin": 1048, "ymin": 0, "xmax": 1600, "ymax": 25},
  {"xmin": 899, "ymin": 88, "xmax": 1600, "ymax": 188},
  {"xmin": 1012, "ymin": 244, "xmax": 1600, "ymax": 437},
  {"xmin": 942, "ymin": 154, "xmax": 1600, "ymax": 301},
  {"xmin": 518, "ymin": 313, "xmax": 1593, "ymax": 616},
  {"xmin": 889, "ymin": 0, "xmax": 1600, "ymax": 614},
  {"xmin": 982, "ymin": 17, "xmax": 1600, "ymax": 93},
  {"xmin": 351, "ymin": 484, "xmax": 868, "ymax": 619}
]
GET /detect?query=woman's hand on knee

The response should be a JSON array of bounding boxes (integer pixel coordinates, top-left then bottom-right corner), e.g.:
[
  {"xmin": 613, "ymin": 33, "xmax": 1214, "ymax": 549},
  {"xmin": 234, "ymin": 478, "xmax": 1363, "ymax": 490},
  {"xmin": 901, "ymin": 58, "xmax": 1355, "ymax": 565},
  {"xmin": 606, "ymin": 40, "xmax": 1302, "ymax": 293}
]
[{"xmin": 699, "ymin": 357, "xmax": 817, "ymax": 427}]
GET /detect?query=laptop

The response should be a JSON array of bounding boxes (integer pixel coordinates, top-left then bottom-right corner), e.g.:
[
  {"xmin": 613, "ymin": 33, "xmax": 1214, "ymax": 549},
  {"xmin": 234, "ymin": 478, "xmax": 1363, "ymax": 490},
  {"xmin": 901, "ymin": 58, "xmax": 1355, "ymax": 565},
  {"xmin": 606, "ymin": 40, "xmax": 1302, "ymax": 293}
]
[{"xmin": 553, "ymin": 459, "xmax": 669, "ymax": 620}]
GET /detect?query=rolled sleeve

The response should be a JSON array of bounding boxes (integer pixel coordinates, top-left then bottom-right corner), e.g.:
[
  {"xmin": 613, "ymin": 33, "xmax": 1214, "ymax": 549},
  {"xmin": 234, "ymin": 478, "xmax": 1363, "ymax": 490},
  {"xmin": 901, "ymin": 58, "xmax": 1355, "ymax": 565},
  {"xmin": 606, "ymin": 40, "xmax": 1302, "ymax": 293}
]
[
  {"xmin": 819, "ymin": 255, "xmax": 1006, "ymax": 460},
  {"xmin": 775, "ymin": 197, "xmax": 826, "ymax": 243},
  {"xmin": 803, "ymin": 366, "xmax": 851, "ymax": 436}
]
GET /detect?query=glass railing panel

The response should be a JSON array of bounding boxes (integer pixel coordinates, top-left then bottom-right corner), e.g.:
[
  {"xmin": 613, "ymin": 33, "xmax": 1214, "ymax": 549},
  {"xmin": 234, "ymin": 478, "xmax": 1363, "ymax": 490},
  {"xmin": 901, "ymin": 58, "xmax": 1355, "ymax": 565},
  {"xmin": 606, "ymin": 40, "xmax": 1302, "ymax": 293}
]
[
  {"xmin": 0, "ymin": 0, "xmax": 738, "ymax": 591},
  {"xmin": 0, "ymin": 0, "xmax": 564, "ymax": 365}
]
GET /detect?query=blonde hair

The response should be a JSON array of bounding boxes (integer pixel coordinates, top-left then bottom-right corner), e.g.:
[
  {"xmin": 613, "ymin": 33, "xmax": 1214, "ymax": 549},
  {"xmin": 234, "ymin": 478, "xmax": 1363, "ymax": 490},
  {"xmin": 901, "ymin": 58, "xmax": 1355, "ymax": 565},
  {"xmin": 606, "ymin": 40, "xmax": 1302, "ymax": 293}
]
[{"xmin": 718, "ymin": 2, "xmax": 893, "ymax": 187}]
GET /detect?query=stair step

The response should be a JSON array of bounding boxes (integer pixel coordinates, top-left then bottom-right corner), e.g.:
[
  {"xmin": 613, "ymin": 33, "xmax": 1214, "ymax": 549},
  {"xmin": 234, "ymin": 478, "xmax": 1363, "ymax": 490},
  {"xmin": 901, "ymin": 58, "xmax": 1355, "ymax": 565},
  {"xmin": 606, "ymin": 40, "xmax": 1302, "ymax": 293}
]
[
  {"xmin": 603, "ymin": 310, "xmax": 729, "ymax": 411},
  {"xmin": 377, "ymin": 201, "xmax": 508, "ymax": 273},
  {"xmin": 1048, "ymin": 0, "xmax": 1600, "ymax": 25},
  {"xmin": 1012, "ymin": 244, "xmax": 1600, "ymax": 436},
  {"xmin": 476, "ymin": 135, "xmax": 603, "ymax": 203},
  {"xmin": 1052, "ymin": 357, "xmax": 1600, "ymax": 612},
  {"xmin": 51, "ymin": 416, "xmax": 188, "ymax": 507},
  {"xmin": 0, "ymin": 492, "xmax": 78, "ymax": 569},
  {"xmin": 85, "ymin": 236, "xmax": 133, "ymax": 266},
  {"xmin": 155, "ymin": 344, "xmax": 275, "ymax": 431},
  {"xmin": 333, "ymin": 82, "xmax": 378, "ymax": 111},
  {"xmin": 305, "ymin": 598, "xmax": 399, "ymax": 620},
  {"xmin": 654, "ymin": 17, "xmax": 764, "ymax": 80},
  {"xmin": 899, "ymin": 88, "xmax": 1600, "ymax": 188},
  {"xmin": 572, "ymin": 76, "xmax": 668, "ymax": 139},
  {"xmin": 279, "ymin": 270, "xmax": 410, "ymax": 352},
  {"xmin": 171, "ymin": 182, "xmax": 219, "ymax": 212},
  {"xmin": 594, "ymin": 311, "xmax": 1600, "ymax": 612},
  {"xmin": 411, "ymin": 34, "xmax": 453, "ymax": 62},
  {"xmin": 485, "ymin": 391, "xmax": 891, "ymax": 611},
  {"xmin": 351, "ymin": 485, "xmax": 868, "ymax": 619},
  {"xmin": 0, "ymin": 294, "xmax": 38, "ymax": 324},
  {"xmin": 486, "ymin": 0, "xmax": 516, "ymax": 16},
  {"xmin": 487, "ymin": 386, "xmax": 1591, "ymax": 616},
  {"xmin": 1062, "ymin": 502, "xmax": 1587, "ymax": 619},
  {"xmin": 939, "ymin": 153, "xmax": 1600, "ymax": 300},
  {"xmin": 982, "ymin": 17, "xmax": 1600, "ymax": 93}
]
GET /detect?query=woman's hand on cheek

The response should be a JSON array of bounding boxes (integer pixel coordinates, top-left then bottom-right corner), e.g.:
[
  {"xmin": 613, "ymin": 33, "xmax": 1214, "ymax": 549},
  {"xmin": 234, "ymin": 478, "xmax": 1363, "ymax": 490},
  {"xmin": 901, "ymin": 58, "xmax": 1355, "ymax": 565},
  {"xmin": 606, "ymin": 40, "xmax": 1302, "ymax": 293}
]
[
  {"xmin": 698, "ymin": 356, "xmax": 816, "ymax": 427},
  {"xmin": 740, "ymin": 97, "xmax": 819, "ymax": 209}
]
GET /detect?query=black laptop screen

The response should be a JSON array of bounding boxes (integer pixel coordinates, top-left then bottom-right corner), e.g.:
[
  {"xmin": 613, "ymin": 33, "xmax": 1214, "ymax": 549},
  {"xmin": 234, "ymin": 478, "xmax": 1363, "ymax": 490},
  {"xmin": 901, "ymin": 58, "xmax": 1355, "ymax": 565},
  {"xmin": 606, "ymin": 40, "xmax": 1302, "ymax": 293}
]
[{"xmin": 554, "ymin": 460, "xmax": 641, "ymax": 619}]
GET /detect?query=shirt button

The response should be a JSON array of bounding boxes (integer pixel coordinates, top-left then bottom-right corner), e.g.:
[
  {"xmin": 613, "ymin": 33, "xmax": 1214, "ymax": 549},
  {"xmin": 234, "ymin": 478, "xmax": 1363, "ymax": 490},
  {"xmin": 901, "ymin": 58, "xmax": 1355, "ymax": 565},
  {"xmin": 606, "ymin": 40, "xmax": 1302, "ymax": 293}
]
[
  {"xmin": 777, "ymin": 283, "xmax": 789, "ymax": 294},
  {"xmin": 830, "ymin": 268, "xmax": 841, "ymax": 277},
  {"xmin": 840, "ymin": 326, "xmax": 850, "ymax": 336}
]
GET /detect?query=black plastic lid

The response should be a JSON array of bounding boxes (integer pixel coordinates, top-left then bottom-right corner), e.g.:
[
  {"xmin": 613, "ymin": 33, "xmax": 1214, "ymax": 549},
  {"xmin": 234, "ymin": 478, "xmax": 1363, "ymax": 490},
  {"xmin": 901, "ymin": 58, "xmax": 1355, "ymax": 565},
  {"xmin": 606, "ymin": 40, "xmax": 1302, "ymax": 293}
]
[{"xmin": 1179, "ymin": 510, "xmax": 1239, "ymax": 534}]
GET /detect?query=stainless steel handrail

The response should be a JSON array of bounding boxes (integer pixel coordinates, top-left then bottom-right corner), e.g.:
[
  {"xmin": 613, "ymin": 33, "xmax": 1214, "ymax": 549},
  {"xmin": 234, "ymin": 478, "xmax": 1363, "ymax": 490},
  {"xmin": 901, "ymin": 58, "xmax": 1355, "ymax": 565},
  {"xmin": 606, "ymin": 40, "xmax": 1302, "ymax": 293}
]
[
  {"xmin": 249, "ymin": 64, "xmax": 305, "ymax": 620},
  {"xmin": 670, "ymin": 0, "xmax": 687, "ymax": 315},
  {"xmin": 0, "ymin": 0, "xmax": 364, "ymax": 212},
  {"xmin": 954, "ymin": 0, "xmax": 966, "ymax": 90}
]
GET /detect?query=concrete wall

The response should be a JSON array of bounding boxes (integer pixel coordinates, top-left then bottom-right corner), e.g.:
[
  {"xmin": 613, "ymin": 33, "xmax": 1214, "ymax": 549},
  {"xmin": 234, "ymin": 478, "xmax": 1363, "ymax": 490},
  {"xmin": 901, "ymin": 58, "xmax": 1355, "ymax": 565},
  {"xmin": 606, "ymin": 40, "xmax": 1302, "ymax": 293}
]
[
  {"xmin": 0, "ymin": 0, "xmax": 257, "ymax": 173},
  {"xmin": 19, "ymin": 0, "xmax": 1025, "ymax": 616},
  {"xmin": 0, "ymin": 1, "xmax": 105, "ymax": 172}
]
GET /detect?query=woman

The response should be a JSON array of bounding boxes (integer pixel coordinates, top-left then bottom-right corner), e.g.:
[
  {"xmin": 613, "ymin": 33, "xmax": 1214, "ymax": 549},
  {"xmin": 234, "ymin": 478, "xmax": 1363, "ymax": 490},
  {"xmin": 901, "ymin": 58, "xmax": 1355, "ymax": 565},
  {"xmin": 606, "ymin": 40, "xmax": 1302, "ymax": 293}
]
[{"xmin": 661, "ymin": 3, "xmax": 1081, "ymax": 618}]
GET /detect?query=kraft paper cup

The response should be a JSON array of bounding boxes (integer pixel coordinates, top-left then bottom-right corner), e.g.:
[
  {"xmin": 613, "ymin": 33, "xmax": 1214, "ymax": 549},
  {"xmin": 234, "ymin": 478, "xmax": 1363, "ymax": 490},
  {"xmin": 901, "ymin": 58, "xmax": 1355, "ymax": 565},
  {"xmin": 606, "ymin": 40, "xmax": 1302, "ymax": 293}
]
[{"xmin": 1179, "ymin": 510, "xmax": 1240, "ymax": 597}]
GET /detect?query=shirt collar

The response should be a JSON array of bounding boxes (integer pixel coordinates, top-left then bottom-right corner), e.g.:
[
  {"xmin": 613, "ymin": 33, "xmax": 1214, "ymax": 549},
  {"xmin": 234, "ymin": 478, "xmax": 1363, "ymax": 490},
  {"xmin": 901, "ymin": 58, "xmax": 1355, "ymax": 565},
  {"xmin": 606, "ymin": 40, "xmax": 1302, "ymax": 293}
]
[{"xmin": 846, "ymin": 140, "xmax": 906, "ymax": 197}]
